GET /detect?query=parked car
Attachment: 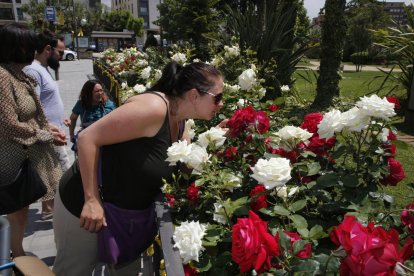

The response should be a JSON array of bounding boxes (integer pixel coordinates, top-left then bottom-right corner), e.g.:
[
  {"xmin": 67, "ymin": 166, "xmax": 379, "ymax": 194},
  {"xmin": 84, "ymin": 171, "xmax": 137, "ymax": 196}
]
[{"xmin": 62, "ymin": 49, "xmax": 77, "ymax": 61}]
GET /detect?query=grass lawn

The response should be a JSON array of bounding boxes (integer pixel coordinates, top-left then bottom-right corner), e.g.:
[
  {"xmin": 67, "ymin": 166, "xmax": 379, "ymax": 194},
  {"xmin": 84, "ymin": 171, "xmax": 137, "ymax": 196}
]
[{"xmin": 292, "ymin": 69, "xmax": 413, "ymax": 208}]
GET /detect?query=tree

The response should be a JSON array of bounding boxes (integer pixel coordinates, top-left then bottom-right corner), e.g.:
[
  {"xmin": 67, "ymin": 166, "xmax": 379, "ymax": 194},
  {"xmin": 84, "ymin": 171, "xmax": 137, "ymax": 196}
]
[
  {"xmin": 100, "ymin": 10, "xmax": 132, "ymax": 32},
  {"xmin": 126, "ymin": 17, "xmax": 144, "ymax": 36},
  {"xmin": 312, "ymin": 0, "xmax": 347, "ymax": 109},
  {"xmin": 344, "ymin": 0, "xmax": 390, "ymax": 63},
  {"xmin": 156, "ymin": 0, "xmax": 221, "ymax": 59}
]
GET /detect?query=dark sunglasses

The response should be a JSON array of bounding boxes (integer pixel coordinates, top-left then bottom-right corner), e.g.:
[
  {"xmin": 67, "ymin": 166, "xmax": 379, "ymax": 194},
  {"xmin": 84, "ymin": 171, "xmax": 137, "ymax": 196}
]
[{"xmin": 198, "ymin": 89, "xmax": 223, "ymax": 105}]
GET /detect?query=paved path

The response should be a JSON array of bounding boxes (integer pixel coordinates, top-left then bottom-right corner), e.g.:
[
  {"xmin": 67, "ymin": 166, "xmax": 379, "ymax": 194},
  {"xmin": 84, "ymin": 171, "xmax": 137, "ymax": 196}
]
[
  {"xmin": 306, "ymin": 60, "xmax": 401, "ymax": 72},
  {"xmin": 23, "ymin": 59, "xmax": 93, "ymax": 267}
]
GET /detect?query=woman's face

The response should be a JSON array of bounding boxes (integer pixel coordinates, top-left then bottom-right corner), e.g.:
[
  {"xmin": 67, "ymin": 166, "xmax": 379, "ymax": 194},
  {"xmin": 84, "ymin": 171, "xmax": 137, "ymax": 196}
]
[
  {"xmin": 197, "ymin": 77, "xmax": 224, "ymax": 120},
  {"xmin": 92, "ymin": 84, "xmax": 104, "ymax": 104}
]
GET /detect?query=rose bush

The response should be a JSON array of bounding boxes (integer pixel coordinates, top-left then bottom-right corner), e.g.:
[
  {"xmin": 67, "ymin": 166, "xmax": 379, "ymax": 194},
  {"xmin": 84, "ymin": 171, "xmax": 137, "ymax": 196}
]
[{"xmin": 97, "ymin": 44, "xmax": 413, "ymax": 274}]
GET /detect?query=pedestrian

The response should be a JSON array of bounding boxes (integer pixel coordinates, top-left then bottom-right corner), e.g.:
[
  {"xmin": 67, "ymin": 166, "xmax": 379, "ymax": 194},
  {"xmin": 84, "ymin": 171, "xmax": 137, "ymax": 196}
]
[
  {"xmin": 24, "ymin": 30, "xmax": 70, "ymax": 220},
  {"xmin": 54, "ymin": 61, "xmax": 224, "ymax": 275},
  {"xmin": 0, "ymin": 23, "xmax": 66, "ymax": 257},
  {"xmin": 67, "ymin": 79, "xmax": 116, "ymax": 152}
]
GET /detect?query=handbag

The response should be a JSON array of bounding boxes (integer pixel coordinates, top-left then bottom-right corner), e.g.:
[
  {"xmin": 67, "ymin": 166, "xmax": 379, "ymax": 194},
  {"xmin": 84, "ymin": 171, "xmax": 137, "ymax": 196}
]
[
  {"xmin": 95, "ymin": 150, "xmax": 158, "ymax": 265},
  {"xmin": 97, "ymin": 201, "xmax": 158, "ymax": 265},
  {"xmin": 0, "ymin": 157, "xmax": 47, "ymax": 215}
]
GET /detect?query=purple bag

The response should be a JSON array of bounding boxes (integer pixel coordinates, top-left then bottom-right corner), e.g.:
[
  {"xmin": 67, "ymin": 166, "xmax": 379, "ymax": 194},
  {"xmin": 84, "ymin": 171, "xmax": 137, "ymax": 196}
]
[{"xmin": 97, "ymin": 201, "xmax": 157, "ymax": 265}]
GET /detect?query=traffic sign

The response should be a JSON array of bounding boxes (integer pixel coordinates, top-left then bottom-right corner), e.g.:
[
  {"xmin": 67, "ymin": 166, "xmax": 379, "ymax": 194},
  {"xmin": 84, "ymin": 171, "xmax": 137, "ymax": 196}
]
[{"xmin": 44, "ymin": 6, "xmax": 56, "ymax": 22}]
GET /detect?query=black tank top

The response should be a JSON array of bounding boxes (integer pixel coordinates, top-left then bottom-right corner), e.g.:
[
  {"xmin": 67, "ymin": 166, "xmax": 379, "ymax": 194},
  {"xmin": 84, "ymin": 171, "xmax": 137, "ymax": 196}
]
[
  {"xmin": 100, "ymin": 92, "xmax": 175, "ymax": 209},
  {"xmin": 59, "ymin": 92, "xmax": 180, "ymax": 216}
]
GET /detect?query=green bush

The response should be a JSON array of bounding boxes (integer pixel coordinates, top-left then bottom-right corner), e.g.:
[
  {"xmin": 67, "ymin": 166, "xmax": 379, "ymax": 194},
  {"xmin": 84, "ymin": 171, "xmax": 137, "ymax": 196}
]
[{"xmin": 350, "ymin": 51, "xmax": 369, "ymax": 65}]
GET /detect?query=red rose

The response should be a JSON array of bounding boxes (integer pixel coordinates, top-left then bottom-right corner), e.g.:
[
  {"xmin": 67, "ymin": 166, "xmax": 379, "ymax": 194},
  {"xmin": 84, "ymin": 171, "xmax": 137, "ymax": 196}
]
[
  {"xmin": 130, "ymin": 55, "xmax": 136, "ymax": 61},
  {"xmin": 186, "ymin": 182, "xmax": 200, "ymax": 204},
  {"xmin": 184, "ymin": 264, "xmax": 198, "ymax": 276},
  {"xmin": 249, "ymin": 184, "xmax": 267, "ymax": 211},
  {"xmin": 386, "ymin": 96, "xmax": 400, "ymax": 109},
  {"xmin": 232, "ymin": 211, "xmax": 280, "ymax": 273},
  {"xmin": 331, "ymin": 216, "xmax": 413, "ymax": 275},
  {"xmin": 227, "ymin": 106, "xmax": 256, "ymax": 137},
  {"xmin": 381, "ymin": 158, "xmax": 405, "ymax": 186},
  {"xmin": 300, "ymin": 113, "xmax": 324, "ymax": 134},
  {"xmin": 269, "ymin": 148, "xmax": 298, "ymax": 163},
  {"xmin": 401, "ymin": 203, "xmax": 414, "ymax": 233},
  {"xmin": 382, "ymin": 143, "xmax": 396, "ymax": 155},
  {"xmin": 268, "ymin": 104, "xmax": 278, "ymax": 112},
  {"xmin": 164, "ymin": 194, "xmax": 175, "ymax": 208},
  {"xmin": 284, "ymin": 231, "xmax": 311, "ymax": 259},
  {"xmin": 306, "ymin": 135, "xmax": 336, "ymax": 156},
  {"xmin": 227, "ymin": 106, "xmax": 270, "ymax": 137},
  {"xmin": 388, "ymin": 129, "xmax": 397, "ymax": 141},
  {"xmin": 253, "ymin": 111, "xmax": 270, "ymax": 134},
  {"xmin": 223, "ymin": 146, "xmax": 238, "ymax": 161}
]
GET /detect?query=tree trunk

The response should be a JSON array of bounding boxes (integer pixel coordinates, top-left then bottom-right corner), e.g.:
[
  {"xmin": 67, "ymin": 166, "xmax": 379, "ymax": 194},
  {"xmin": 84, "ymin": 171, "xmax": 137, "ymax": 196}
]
[{"xmin": 312, "ymin": 0, "xmax": 347, "ymax": 109}]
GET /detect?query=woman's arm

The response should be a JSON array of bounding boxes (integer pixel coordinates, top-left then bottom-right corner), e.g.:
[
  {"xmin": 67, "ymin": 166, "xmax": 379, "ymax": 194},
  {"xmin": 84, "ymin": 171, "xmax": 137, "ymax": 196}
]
[
  {"xmin": 68, "ymin": 112, "xmax": 79, "ymax": 139},
  {"xmin": 0, "ymin": 80, "xmax": 54, "ymax": 145},
  {"xmin": 77, "ymin": 93, "xmax": 168, "ymax": 232}
]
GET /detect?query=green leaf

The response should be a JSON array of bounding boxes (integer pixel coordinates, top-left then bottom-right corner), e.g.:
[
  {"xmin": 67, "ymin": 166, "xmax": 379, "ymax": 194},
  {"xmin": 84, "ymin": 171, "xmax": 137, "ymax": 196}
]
[
  {"xmin": 278, "ymin": 230, "xmax": 292, "ymax": 252},
  {"xmin": 306, "ymin": 162, "xmax": 321, "ymax": 176},
  {"xmin": 297, "ymin": 227, "xmax": 309, "ymax": 239},
  {"xmin": 289, "ymin": 199, "xmax": 307, "ymax": 213},
  {"xmin": 290, "ymin": 214, "xmax": 308, "ymax": 229},
  {"xmin": 341, "ymin": 174, "xmax": 359, "ymax": 188},
  {"xmin": 213, "ymin": 251, "xmax": 232, "ymax": 267},
  {"xmin": 315, "ymin": 173, "xmax": 339, "ymax": 188},
  {"xmin": 331, "ymin": 145, "xmax": 347, "ymax": 159},
  {"xmin": 192, "ymin": 256, "xmax": 212, "ymax": 272},
  {"xmin": 314, "ymin": 253, "xmax": 340, "ymax": 273},
  {"xmin": 273, "ymin": 205, "xmax": 291, "ymax": 216},
  {"xmin": 291, "ymin": 259, "xmax": 319, "ymax": 272},
  {"xmin": 309, "ymin": 224, "xmax": 325, "ymax": 239},
  {"xmin": 293, "ymin": 240, "xmax": 309, "ymax": 255}
]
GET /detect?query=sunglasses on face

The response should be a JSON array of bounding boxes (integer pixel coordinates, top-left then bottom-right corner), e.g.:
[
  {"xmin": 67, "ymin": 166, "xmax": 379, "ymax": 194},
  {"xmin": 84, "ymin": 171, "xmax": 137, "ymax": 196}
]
[{"xmin": 198, "ymin": 89, "xmax": 223, "ymax": 105}]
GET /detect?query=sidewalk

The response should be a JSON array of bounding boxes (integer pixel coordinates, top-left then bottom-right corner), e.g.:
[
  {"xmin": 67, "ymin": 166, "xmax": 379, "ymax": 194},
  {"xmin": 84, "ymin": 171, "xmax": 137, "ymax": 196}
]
[
  {"xmin": 22, "ymin": 59, "xmax": 94, "ymax": 267},
  {"xmin": 306, "ymin": 60, "xmax": 401, "ymax": 72}
]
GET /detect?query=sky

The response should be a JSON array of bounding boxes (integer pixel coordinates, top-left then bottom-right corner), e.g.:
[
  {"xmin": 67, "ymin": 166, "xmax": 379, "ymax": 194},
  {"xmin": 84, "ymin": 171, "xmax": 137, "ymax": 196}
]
[{"xmin": 304, "ymin": 0, "xmax": 414, "ymax": 19}]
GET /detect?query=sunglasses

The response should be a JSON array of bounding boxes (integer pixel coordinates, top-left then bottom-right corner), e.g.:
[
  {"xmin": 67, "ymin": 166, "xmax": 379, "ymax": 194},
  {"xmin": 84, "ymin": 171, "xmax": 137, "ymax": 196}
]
[{"xmin": 198, "ymin": 89, "xmax": 223, "ymax": 105}]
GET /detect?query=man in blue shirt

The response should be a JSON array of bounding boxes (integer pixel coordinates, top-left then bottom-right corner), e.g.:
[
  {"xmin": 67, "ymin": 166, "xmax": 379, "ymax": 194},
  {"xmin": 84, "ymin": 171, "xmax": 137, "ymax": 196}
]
[{"xmin": 24, "ymin": 31, "xmax": 70, "ymax": 219}]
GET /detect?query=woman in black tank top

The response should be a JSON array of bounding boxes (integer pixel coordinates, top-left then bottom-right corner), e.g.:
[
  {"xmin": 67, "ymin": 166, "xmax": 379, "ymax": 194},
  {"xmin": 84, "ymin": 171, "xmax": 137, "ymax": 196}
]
[{"xmin": 54, "ymin": 61, "xmax": 225, "ymax": 275}]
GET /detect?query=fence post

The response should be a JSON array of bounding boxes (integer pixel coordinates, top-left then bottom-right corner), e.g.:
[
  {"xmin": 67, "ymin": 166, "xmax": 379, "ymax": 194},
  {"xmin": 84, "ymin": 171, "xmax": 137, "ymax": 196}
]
[{"xmin": 0, "ymin": 217, "xmax": 12, "ymax": 276}]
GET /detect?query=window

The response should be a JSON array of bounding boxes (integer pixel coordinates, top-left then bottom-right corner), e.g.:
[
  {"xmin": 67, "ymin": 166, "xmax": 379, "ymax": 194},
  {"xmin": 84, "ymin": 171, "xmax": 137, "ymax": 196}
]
[
  {"xmin": 139, "ymin": 6, "xmax": 147, "ymax": 14},
  {"xmin": 17, "ymin": 7, "xmax": 23, "ymax": 20},
  {"xmin": 0, "ymin": 8, "xmax": 13, "ymax": 19}
]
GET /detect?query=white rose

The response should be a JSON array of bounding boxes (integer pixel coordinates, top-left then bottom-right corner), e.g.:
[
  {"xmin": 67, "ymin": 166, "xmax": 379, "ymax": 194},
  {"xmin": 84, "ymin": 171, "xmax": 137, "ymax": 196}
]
[
  {"xmin": 317, "ymin": 109, "xmax": 343, "ymax": 139},
  {"xmin": 356, "ymin": 95, "xmax": 396, "ymax": 120},
  {"xmin": 210, "ymin": 56, "xmax": 223, "ymax": 67},
  {"xmin": 165, "ymin": 140, "xmax": 192, "ymax": 166},
  {"xmin": 238, "ymin": 68, "xmax": 257, "ymax": 91},
  {"xmin": 224, "ymin": 45, "xmax": 240, "ymax": 58},
  {"xmin": 224, "ymin": 83, "xmax": 240, "ymax": 93},
  {"xmin": 213, "ymin": 202, "xmax": 227, "ymax": 225},
  {"xmin": 171, "ymin": 53, "xmax": 187, "ymax": 64},
  {"xmin": 340, "ymin": 107, "xmax": 370, "ymax": 132},
  {"xmin": 276, "ymin": 186, "xmax": 288, "ymax": 199},
  {"xmin": 185, "ymin": 144, "xmax": 210, "ymax": 174},
  {"xmin": 281, "ymin": 85, "xmax": 290, "ymax": 92},
  {"xmin": 251, "ymin": 158, "xmax": 292, "ymax": 189},
  {"xmin": 136, "ymin": 59, "xmax": 148, "ymax": 67},
  {"xmin": 273, "ymin": 126, "xmax": 313, "ymax": 151},
  {"xmin": 237, "ymin": 99, "xmax": 246, "ymax": 107},
  {"xmin": 197, "ymin": 127, "xmax": 227, "ymax": 148},
  {"xmin": 173, "ymin": 221, "xmax": 206, "ymax": 263},
  {"xmin": 140, "ymin": 66, "xmax": 151, "ymax": 79},
  {"xmin": 258, "ymin": 87, "xmax": 267, "ymax": 98},
  {"xmin": 154, "ymin": 69, "xmax": 162, "ymax": 81},
  {"xmin": 185, "ymin": 119, "xmax": 196, "ymax": 140},
  {"xmin": 133, "ymin": 84, "xmax": 146, "ymax": 93}
]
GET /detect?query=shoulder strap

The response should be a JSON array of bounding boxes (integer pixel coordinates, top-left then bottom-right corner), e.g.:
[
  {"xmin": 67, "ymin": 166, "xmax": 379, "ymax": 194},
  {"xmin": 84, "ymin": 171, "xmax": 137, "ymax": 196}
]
[{"xmin": 142, "ymin": 91, "xmax": 168, "ymax": 108}]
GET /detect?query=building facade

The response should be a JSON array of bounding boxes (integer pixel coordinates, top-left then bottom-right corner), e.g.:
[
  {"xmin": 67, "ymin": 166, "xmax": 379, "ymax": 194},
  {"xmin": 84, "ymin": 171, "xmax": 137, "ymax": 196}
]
[
  {"xmin": 381, "ymin": 1, "xmax": 410, "ymax": 26},
  {"xmin": 111, "ymin": 0, "xmax": 161, "ymax": 45},
  {"xmin": 0, "ymin": 0, "xmax": 24, "ymax": 26}
]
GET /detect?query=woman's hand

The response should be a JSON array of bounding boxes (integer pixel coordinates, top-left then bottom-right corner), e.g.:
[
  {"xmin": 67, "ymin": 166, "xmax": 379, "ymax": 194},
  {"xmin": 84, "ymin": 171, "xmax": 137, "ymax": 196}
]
[
  {"xmin": 80, "ymin": 198, "xmax": 107, "ymax": 232},
  {"xmin": 63, "ymin": 118, "xmax": 71, "ymax": 127},
  {"xmin": 49, "ymin": 125, "xmax": 67, "ymax": 146},
  {"xmin": 216, "ymin": 119, "xmax": 229, "ymax": 136}
]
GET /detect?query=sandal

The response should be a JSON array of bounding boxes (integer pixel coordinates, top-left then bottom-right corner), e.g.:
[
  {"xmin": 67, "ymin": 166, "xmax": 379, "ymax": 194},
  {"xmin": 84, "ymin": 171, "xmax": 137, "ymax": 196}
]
[{"xmin": 41, "ymin": 212, "xmax": 53, "ymax": 220}]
